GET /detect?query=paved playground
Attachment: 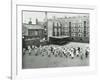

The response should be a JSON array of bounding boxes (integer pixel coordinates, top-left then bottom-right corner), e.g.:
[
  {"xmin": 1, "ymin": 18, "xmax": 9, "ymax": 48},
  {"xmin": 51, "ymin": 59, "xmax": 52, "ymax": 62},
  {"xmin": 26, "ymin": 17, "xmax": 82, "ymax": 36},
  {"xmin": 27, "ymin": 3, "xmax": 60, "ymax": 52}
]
[{"xmin": 22, "ymin": 42, "xmax": 89, "ymax": 69}]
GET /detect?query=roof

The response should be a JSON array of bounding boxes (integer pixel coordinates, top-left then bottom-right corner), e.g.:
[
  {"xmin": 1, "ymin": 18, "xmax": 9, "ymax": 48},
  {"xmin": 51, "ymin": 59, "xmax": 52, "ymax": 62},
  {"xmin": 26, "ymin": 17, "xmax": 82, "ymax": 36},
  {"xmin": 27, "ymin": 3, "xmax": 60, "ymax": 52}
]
[
  {"xmin": 23, "ymin": 23, "xmax": 44, "ymax": 30},
  {"xmin": 50, "ymin": 36, "xmax": 70, "ymax": 39}
]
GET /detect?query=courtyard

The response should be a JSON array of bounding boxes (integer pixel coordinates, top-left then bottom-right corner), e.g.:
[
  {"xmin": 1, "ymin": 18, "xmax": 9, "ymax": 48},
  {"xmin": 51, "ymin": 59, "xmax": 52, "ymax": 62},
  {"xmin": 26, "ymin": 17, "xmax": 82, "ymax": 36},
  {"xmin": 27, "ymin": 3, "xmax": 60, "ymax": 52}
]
[{"xmin": 22, "ymin": 42, "xmax": 89, "ymax": 69}]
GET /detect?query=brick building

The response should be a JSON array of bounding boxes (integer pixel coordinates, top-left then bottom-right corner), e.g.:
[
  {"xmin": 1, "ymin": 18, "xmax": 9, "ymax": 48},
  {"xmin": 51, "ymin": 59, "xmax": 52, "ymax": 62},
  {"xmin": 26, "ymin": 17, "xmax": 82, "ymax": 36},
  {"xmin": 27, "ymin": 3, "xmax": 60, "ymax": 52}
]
[
  {"xmin": 47, "ymin": 15, "xmax": 89, "ymax": 43},
  {"xmin": 22, "ymin": 19, "xmax": 46, "ymax": 47}
]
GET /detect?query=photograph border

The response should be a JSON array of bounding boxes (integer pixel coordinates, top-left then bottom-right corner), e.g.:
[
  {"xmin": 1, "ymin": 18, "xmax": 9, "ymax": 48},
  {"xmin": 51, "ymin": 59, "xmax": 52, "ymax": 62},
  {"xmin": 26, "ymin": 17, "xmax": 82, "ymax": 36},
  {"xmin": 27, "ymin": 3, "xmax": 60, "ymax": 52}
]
[{"xmin": 11, "ymin": 2, "xmax": 97, "ymax": 80}]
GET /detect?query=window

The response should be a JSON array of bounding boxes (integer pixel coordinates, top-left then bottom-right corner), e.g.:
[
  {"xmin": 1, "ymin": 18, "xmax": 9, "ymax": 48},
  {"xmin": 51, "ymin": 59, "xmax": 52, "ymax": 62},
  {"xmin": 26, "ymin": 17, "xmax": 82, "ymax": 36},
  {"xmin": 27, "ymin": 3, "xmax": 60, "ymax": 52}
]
[
  {"xmin": 55, "ymin": 22, "xmax": 57, "ymax": 26},
  {"xmin": 84, "ymin": 21, "xmax": 86, "ymax": 26},
  {"xmin": 78, "ymin": 33, "xmax": 81, "ymax": 37},
  {"xmin": 69, "ymin": 22, "xmax": 71, "ymax": 27},
  {"xmin": 29, "ymin": 30, "xmax": 32, "ymax": 36},
  {"xmin": 55, "ymin": 28, "xmax": 57, "ymax": 36},
  {"xmin": 69, "ymin": 22, "xmax": 71, "ymax": 36},
  {"xmin": 78, "ymin": 29, "xmax": 80, "ymax": 32},
  {"xmin": 73, "ymin": 29, "xmax": 74, "ymax": 32},
  {"xmin": 35, "ymin": 31, "xmax": 38, "ymax": 36}
]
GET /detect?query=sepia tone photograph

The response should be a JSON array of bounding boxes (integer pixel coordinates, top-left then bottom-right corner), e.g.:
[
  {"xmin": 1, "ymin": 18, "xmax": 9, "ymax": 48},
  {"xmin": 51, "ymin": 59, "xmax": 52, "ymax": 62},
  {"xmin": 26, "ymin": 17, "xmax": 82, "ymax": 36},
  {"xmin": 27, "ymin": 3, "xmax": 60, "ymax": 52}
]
[{"xmin": 22, "ymin": 11, "xmax": 90, "ymax": 69}]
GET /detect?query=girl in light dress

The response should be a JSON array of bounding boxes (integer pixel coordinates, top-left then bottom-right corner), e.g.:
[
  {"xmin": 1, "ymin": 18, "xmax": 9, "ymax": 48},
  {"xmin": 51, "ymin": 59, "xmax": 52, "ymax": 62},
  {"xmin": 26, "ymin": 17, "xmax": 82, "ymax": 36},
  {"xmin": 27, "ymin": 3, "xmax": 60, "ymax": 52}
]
[{"xmin": 27, "ymin": 45, "xmax": 32, "ymax": 55}]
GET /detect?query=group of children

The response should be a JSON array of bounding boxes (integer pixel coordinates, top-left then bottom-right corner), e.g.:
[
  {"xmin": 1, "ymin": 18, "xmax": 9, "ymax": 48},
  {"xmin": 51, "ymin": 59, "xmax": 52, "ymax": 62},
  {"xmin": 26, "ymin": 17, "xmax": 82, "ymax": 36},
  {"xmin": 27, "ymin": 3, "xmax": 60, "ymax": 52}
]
[{"xmin": 23, "ymin": 45, "xmax": 89, "ymax": 60}]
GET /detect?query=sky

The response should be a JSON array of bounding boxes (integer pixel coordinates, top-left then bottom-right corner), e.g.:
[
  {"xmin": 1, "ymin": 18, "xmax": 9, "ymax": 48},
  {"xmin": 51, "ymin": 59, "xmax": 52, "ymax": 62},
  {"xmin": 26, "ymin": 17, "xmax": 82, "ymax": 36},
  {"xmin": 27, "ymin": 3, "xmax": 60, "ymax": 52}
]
[{"xmin": 23, "ymin": 11, "xmax": 89, "ymax": 24}]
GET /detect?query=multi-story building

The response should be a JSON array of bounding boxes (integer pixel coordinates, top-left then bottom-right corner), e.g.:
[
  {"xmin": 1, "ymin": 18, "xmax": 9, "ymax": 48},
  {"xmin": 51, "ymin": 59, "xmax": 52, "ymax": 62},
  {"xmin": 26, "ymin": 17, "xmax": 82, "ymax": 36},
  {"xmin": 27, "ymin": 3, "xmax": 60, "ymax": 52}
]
[{"xmin": 47, "ymin": 15, "xmax": 89, "ymax": 43}]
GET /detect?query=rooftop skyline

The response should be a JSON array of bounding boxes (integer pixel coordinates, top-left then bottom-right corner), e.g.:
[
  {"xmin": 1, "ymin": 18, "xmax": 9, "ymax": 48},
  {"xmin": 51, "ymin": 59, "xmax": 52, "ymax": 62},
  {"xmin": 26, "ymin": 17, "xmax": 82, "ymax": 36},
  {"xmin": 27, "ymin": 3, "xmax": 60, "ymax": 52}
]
[{"xmin": 23, "ymin": 11, "xmax": 89, "ymax": 24}]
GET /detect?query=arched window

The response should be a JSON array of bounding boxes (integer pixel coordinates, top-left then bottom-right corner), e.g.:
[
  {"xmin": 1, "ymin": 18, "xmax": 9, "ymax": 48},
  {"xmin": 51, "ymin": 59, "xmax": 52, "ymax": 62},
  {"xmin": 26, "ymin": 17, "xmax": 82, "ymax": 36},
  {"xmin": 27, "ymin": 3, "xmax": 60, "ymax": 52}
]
[
  {"xmin": 55, "ymin": 22, "xmax": 57, "ymax": 27},
  {"xmin": 58, "ymin": 22, "xmax": 60, "ymax": 27},
  {"xmin": 59, "ymin": 28, "xmax": 61, "ymax": 35},
  {"xmin": 54, "ymin": 28, "xmax": 57, "ymax": 36},
  {"xmin": 79, "ymin": 29, "xmax": 80, "ymax": 32},
  {"xmin": 78, "ymin": 33, "xmax": 81, "ymax": 37}
]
